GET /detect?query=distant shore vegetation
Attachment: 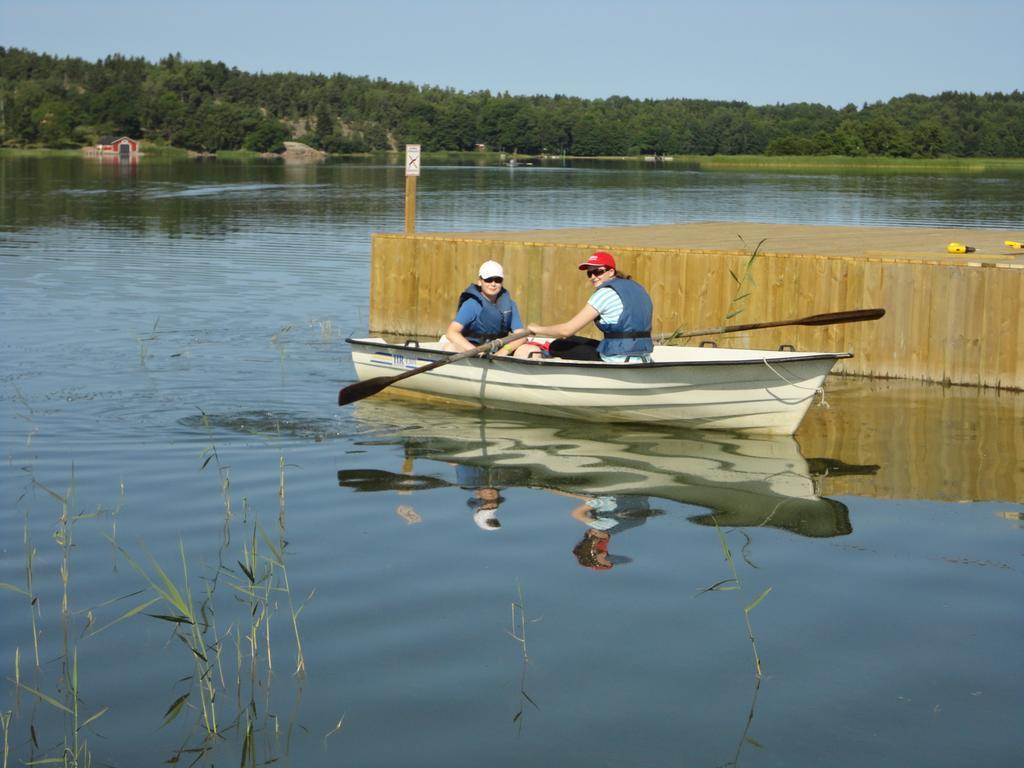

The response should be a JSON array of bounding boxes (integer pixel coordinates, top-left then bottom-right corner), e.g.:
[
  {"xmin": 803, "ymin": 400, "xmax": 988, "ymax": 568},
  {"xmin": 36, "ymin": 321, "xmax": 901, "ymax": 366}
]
[{"xmin": 1, "ymin": 47, "xmax": 1022, "ymax": 159}]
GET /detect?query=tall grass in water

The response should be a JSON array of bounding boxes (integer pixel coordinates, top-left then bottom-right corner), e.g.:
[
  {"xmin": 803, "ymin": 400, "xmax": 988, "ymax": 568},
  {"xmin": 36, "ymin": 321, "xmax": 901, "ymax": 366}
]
[
  {"xmin": 696, "ymin": 523, "xmax": 771, "ymax": 676},
  {"xmin": 271, "ymin": 324, "xmax": 293, "ymax": 367},
  {"xmin": 12, "ymin": 522, "xmax": 40, "ymax": 668},
  {"xmin": 99, "ymin": 438, "xmax": 311, "ymax": 764},
  {"xmin": 696, "ymin": 523, "xmax": 772, "ymax": 765},
  {"xmin": 136, "ymin": 317, "xmax": 159, "ymax": 365},
  {"xmin": 508, "ymin": 583, "xmax": 539, "ymax": 732},
  {"xmin": 198, "ymin": 408, "xmax": 233, "ymax": 523},
  {"xmin": 694, "ymin": 154, "xmax": 1024, "ymax": 173},
  {"xmin": 2, "ymin": 372, "xmax": 316, "ymax": 765},
  {"xmin": 1, "ymin": 709, "xmax": 11, "ymax": 767},
  {"xmin": 5, "ymin": 391, "xmax": 41, "ymax": 664},
  {"xmin": 4, "ymin": 467, "xmax": 109, "ymax": 767},
  {"xmin": 105, "ymin": 529, "xmax": 309, "ymax": 763},
  {"xmin": 113, "ymin": 540, "xmax": 221, "ymax": 735},
  {"xmin": 12, "ymin": 650, "xmax": 109, "ymax": 767},
  {"xmin": 2, "ymin": 404, "xmax": 312, "ymax": 764}
]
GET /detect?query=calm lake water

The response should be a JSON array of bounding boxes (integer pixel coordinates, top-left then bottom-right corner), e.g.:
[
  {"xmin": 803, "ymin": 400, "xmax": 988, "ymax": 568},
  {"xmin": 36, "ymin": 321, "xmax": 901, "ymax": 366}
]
[{"xmin": 1, "ymin": 155, "xmax": 1022, "ymax": 767}]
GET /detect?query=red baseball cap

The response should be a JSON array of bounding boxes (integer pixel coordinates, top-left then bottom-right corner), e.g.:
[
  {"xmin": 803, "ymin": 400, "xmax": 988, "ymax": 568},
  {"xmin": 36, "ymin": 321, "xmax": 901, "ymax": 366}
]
[{"xmin": 578, "ymin": 251, "xmax": 616, "ymax": 271}]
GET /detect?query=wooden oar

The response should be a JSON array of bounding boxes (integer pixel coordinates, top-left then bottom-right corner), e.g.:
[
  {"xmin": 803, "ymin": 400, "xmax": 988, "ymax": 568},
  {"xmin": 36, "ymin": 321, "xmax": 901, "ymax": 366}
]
[
  {"xmin": 338, "ymin": 330, "xmax": 531, "ymax": 406},
  {"xmin": 657, "ymin": 307, "xmax": 885, "ymax": 343}
]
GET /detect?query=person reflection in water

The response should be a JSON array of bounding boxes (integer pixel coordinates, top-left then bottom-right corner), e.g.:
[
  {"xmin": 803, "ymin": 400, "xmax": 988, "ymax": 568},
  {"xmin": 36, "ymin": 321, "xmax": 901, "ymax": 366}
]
[
  {"xmin": 457, "ymin": 464, "xmax": 513, "ymax": 531},
  {"xmin": 570, "ymin": 494, "xmax": 663, "ymax": 570},
  {"xmin": 467, "ymin": 486, "xmax": 505, "ymax": 531}
]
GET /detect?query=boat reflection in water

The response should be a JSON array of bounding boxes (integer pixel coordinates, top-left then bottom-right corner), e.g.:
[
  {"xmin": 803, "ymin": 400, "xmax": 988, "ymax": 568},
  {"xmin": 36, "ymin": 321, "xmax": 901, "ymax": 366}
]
[{"xmin": 343, "ymin": 397, "xmax": 874, "ymax": 541}]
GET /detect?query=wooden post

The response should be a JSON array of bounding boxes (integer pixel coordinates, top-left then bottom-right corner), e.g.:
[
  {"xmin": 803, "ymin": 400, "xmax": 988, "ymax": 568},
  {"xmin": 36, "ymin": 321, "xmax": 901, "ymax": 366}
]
[
  {"xmin": 404, "ymin": 144, "xmax": 420, "ymax": 233},
  {"xmin": 404, "ymin": 175, "xmax": 417, "ymax": 233}
]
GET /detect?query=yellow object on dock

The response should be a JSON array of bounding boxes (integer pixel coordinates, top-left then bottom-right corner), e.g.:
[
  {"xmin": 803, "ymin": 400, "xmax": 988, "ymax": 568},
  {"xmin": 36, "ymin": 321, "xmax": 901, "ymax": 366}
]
[{"xmin": 947, "ymin": 242, "xmax": 975, "ymax": 254}]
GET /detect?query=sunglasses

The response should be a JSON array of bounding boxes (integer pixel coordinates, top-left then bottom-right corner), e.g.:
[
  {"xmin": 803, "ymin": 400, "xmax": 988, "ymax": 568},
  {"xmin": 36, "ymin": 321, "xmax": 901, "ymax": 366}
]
[
  {"xmin": 586, "ymin": 267, "xmax": 609, "ymax": 278},
  {"xmin": 482, "ymin": 276, "xmax": 503, "ymax": 284}
]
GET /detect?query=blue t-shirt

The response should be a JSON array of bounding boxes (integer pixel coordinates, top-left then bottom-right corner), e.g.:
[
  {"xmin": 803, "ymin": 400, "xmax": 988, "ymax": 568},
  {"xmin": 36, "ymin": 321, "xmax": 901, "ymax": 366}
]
[
  {"xmin": 587, "ymin": 286, "xmax": 624, "ymax": 324},
  {"xmin": 584, "ymin": 495, "xmax": 656, "ymax": 532},
  {"xmin": 454, "ymin": 298, "xmax": 523, "ymax": 332}
]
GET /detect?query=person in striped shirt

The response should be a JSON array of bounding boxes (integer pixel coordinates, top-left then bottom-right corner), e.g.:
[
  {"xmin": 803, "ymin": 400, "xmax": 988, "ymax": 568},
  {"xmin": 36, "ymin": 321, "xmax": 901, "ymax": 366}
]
[{"xmin": 527, "ymin": 251, "xmax": 654, "ymax": 362}]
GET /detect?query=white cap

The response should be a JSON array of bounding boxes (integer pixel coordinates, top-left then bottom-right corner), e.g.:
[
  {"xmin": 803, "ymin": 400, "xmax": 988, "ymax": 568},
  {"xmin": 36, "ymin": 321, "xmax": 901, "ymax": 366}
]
[
  {"xmin": 478, "ymin": 260, "xmax": 504, "ymax": 280},
  {"xmin": 473, "ymin": 508, "xmax": 502, "ymax": 530}
]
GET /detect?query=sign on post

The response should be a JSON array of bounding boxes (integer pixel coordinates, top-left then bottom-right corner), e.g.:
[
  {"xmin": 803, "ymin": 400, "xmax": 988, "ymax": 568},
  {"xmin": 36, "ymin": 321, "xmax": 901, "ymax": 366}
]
[{"xmin": 405, "ymin": 144, "xmax": 421, "ymax": 176}]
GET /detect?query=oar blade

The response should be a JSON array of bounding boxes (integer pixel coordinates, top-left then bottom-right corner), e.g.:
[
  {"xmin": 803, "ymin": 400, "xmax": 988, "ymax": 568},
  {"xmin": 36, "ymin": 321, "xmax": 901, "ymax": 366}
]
[
  {"xmin": 337, "ymin": 376, "xmax": 397, "ymax": 407},
  {"xmin": 798, "ymin": 308, "xmax": 886, "ymax": 326}
]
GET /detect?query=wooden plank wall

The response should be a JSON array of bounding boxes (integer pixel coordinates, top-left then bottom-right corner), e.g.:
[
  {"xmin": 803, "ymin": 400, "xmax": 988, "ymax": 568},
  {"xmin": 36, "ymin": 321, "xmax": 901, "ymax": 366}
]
[
  {"xmin": 369, "ymin": 234, "xmax": 1024, "ymax": 390},
  {"xmin": 798, "ymin": 378, "xmax": 1024, "ymax": 503}
]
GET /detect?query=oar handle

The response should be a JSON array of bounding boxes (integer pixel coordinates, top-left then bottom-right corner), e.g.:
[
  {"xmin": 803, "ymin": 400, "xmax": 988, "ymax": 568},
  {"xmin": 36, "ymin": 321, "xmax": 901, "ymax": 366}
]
[
  {"xmin": 387, "ymin": 330, "xmax": 531, "ymax": 385},
  {"xmin": 338, "ymin": 329, "xmax": 531, "ymax": 406}
]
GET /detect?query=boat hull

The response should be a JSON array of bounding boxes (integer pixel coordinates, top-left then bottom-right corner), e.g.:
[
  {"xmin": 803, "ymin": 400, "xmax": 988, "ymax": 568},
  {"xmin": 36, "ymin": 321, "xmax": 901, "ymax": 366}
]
[{"xmin": 347, "ymin": 338, "xmax": 851, "ymax": 435}]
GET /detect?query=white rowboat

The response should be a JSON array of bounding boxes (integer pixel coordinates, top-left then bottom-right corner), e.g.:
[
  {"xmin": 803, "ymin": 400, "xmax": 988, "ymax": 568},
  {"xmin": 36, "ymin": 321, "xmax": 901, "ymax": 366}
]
[{"xmin": 346, "ymin": 337, "xmax": 852, "ymax": 435}]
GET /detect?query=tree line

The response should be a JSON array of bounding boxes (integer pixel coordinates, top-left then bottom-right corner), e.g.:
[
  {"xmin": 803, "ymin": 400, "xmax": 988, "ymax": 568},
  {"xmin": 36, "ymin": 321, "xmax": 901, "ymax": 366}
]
[{"xmin": 2, "ymin": 47, "xmax": 1022, "ymax": 158}]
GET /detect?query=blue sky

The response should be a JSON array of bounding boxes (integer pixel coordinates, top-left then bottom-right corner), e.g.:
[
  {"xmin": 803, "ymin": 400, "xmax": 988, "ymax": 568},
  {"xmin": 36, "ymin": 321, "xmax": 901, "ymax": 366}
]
[{"xmin": 2, "ymin": 0, "xmax": 1020, "ymax": 107}]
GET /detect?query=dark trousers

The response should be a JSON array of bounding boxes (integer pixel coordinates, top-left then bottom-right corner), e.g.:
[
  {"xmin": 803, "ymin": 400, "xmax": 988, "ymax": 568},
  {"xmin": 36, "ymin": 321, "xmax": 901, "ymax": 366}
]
[{"xmin": 548, "ymin": 336, "xmax": 601, "ymax": 361}]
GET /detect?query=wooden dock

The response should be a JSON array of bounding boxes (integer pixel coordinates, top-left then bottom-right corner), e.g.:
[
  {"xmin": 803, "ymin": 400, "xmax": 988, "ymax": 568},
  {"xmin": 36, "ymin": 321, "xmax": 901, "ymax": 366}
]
[{"xmin": 369, "ymin": 222, "xmax": 1024, "ymax": 390}]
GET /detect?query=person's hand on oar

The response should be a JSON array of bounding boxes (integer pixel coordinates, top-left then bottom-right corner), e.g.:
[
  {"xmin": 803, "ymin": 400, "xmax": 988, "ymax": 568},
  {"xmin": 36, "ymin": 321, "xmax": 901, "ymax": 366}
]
[{"xmin": 337, "ymin": 330, "xmax": 531, "ymax": 407}]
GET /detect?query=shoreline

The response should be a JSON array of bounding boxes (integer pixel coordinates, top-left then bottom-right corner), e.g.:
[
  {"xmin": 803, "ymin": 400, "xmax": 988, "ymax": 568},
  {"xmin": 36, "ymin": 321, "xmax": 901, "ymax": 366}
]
[{"xmin": 3, "ymin": 146, "xmax": 1023, "ymax": 173}]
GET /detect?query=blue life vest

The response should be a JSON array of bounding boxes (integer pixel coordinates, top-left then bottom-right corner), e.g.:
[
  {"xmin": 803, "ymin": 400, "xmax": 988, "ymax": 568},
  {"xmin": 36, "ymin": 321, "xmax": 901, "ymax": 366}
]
[
  {"xmin": 594, "ymin": 278, "xmax": 654, "ymax": 359},
  {"xmin": 457, "ymin": 284, "xmax": 515, "ymax": 343}
]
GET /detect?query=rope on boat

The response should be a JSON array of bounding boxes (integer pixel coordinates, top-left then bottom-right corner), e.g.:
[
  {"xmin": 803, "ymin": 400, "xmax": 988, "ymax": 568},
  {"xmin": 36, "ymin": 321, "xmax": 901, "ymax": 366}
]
[{"xmin": 760, "ymin": 358, "xmax": 830, "ymax": 408}]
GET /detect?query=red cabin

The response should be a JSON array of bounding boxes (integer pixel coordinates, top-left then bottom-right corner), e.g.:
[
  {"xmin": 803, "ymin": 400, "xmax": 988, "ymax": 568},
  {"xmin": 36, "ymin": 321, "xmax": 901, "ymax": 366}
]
[{"xmin": 96, "ymin": 136, "xmax": 139, "ymax": 156}]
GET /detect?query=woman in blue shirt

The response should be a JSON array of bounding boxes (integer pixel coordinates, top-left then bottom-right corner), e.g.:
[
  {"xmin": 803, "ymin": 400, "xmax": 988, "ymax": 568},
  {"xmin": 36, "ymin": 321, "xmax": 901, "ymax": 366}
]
[
  {"xmin": 527, "ymin": 251, "xmax": 654, "ymax": 362},
  {"xmin": 444, "ymin": 260, "xmax": 529, "ymax": 356}
]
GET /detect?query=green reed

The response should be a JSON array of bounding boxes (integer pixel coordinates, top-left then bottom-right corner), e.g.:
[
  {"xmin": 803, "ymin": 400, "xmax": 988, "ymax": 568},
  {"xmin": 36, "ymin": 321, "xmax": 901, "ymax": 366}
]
[
  {"xmin": 237, "ymin": 523, "xmax": 273, "ymax": 685},
  {"xmin": 279, "ymin": 454, "xmax": 287, "ymax": 529},
  {"xmin": 724, "ymin": 236, "xmax": 765, "ymax": 323},
  {"xmin": 271, "ymin": 324, "xmax": 292, "ymax": 367},
  {"xmin": 7, "ymin": 391, "xmax": 41, "ymax": 666},
  {"xmin": 509, "ymin": 582, "xmax": 539, "ymax": 731},
  {"xmin": 198, "ymin": 408, "xmax": 234, "ymax": 522},
  {"xmin": 105, "ymin": 484, "xmax": 309, "ymax": 762},
  {"xmin": 12, "ymin": 653, "xmax": 107, "ymax": 767},
  {"xmin": 263, "ymin": 528, "xmax": 309, "ymax": 677},
  {"xmin": 1, "ymin": 709, "xmax": 10, "ymax": 768},
  {"xmin": 7, "ymin": 466, "xmax": 109, "ymax": 767},
  {"xmin": 12, "ymin": 389, "xmax": 38, "ymax": 448},
  {"xmin": 694, "ymin": 154, "xmax": 1024, "ymax": 172},
  {"xmin": 508, "ymin": 582, "xmax": 531, "ymax": 663},
  {"xmin": 2, "ymin": 529, "xmax": 39, "ymax": 668},
  {"xmin": 136, "ymin": 317, "xmax": 160, "ymax": 365},
  {"xmin": 698, "ymin": 522, "xmax": 772, "ymax": 678},
  {"xmin": 200, "ymin": 415, "xmax": 306, "ymax": 683},
  {"xmin": 696, "ymin": 523, "xmax": 772, "ymax": 766},
  {"xmin": 3, "ymin": 409, "xmax": 308, "ymax": 765},
  {"xmin": 661, "ymin": 235, "xmax": 765, "ymax": 345},
  {"xmin": 113, "ymin": 539, "xmax": 221, "ymax": 735}
]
